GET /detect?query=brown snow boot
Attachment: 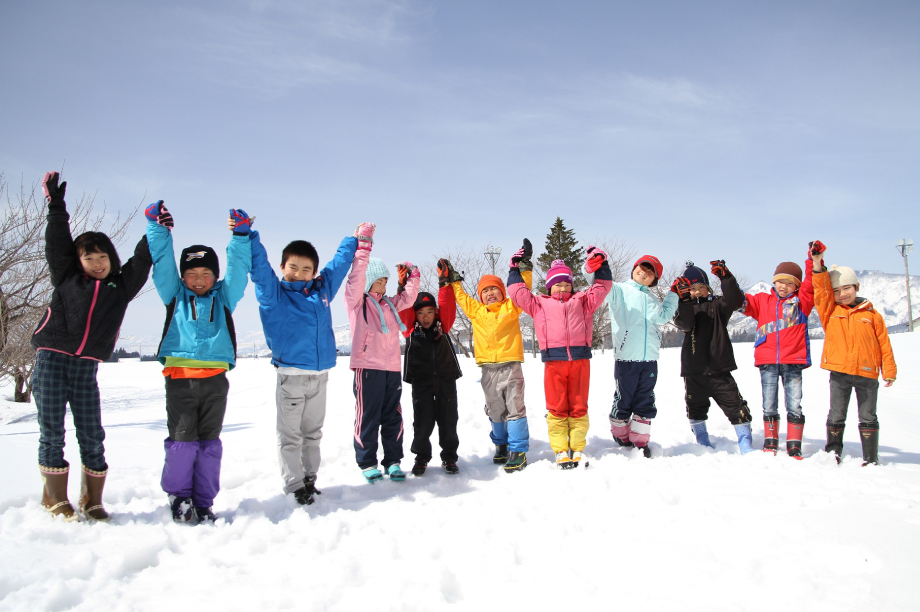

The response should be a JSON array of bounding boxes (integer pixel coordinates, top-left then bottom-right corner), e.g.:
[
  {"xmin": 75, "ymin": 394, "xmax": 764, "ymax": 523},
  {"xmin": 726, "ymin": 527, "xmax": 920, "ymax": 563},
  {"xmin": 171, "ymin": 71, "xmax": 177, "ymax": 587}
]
[
  {"xmin": 79, "ymin": 465, "xmax": 110, "ymax": 521},
  {"xmin": 40, "ymin": 464, "xmax": 77, "ymax": 521}
]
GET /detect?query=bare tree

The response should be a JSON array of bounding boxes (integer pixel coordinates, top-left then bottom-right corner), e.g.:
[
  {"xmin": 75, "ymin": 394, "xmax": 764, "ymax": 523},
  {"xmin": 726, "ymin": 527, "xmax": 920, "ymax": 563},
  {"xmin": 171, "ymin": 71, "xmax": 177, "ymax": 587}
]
[{"xmin": 0, "ymin": 172, "xmax": 138, "ymax": 402}]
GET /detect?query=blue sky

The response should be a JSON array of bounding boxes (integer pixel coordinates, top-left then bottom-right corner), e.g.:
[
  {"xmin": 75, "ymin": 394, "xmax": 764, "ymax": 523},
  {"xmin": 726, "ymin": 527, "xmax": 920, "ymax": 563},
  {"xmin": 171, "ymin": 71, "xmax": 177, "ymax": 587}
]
[{"xmin": 2, "ymin": 0, "xmax": 919, "ymax": 342}]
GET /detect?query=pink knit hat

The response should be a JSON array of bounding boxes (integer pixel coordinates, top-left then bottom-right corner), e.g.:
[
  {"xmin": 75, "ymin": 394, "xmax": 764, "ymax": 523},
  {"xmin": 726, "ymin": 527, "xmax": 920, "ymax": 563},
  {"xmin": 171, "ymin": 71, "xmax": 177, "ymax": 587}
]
[{"xmin": 546, "ymin": 260, "xmax": 573, "ymax": 291}]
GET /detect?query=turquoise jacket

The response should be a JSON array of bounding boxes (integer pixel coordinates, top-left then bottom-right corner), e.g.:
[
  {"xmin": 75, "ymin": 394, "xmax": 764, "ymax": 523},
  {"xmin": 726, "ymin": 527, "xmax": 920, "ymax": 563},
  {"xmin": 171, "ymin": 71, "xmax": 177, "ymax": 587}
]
[
  {"xmin": 147, "ymin": 222, "xmax": 251, "ymax": 369},
  {"xmin": 603, "ymin": 280, "xmax": 679, "ymax": 362}
]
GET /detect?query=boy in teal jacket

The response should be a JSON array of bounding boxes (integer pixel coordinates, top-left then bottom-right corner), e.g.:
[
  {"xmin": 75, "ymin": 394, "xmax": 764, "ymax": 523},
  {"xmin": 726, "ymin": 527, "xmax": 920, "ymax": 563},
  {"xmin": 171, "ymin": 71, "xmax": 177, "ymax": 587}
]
[
  {"xmin": 249, "ymin": 226, "xmax": 357, "ymax": 504},
  {"xmin": 147, "ymin": 204, "xmax": 251, "ymax": 523},
  {"xmin": 592, "ymin": 255, "xmax": 678, "ymax": 456}
]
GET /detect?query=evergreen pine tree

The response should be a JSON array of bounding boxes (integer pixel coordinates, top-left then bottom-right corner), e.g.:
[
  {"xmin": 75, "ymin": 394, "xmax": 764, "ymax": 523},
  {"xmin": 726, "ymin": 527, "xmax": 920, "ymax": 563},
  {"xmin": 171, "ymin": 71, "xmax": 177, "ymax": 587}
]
[{"xmin": 536, "ymin": 217, "xmax": 586, "ymax": 292}]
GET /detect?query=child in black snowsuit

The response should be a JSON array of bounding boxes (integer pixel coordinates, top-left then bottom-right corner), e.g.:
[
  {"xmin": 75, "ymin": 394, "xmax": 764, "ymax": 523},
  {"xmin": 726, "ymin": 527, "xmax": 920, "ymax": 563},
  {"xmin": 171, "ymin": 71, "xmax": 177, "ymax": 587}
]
[
  {"xmin": 672, "ymin": 260, "xmax": 754, "ymax": 453},
  {"xmin": 399, "ymin": 287, "xmax": 463, "ymax": 475}
]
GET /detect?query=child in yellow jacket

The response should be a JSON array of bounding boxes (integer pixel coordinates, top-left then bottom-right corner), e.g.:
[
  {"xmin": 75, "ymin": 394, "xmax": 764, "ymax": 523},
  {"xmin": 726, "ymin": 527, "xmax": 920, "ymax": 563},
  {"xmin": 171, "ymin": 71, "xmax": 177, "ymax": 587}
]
[
  {"xmin": 438, "ymin": 240, "xmax": 533, "ymax": 472},
  {"xmin": 810, "ymin": 240, "xmax": 897, "ymax": 465}
]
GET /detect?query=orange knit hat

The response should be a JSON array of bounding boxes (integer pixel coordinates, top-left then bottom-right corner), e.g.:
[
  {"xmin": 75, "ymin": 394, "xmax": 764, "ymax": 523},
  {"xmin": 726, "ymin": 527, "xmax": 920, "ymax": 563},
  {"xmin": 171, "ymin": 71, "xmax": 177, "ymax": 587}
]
[{"xmin": 477, "ymin": 275, "xmax": 506, "ymax": 302}]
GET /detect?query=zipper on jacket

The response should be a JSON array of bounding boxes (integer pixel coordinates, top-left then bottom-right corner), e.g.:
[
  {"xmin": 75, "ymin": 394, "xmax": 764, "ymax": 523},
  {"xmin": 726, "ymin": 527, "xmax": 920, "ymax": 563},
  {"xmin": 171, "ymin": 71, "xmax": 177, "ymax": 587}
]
[
  {"xmin": 190, "ymin": 297, "xmax": 198, "ymax": 321},
  {"xmin": 775, "ymin": 299, "xmax": 780, "ymax": 363},
  {"xmin": 75, "ymin": 280, "xmax": 101, "ymax": 356},
  {"xmin": 644, "ymin": 292, "xmax": 648, "ymax": 361}
]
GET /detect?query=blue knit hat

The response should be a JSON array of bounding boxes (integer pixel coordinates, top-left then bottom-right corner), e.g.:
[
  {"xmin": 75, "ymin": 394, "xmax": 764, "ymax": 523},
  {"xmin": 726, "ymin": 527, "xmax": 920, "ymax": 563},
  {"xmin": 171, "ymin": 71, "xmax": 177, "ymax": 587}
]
[
  {"xmin": 682, "ymin": 261, "xmax": 710, "ymax": 288},
  {"xmin": 365, "ymin": 257, "xmax": 389, "ymax": 292}
]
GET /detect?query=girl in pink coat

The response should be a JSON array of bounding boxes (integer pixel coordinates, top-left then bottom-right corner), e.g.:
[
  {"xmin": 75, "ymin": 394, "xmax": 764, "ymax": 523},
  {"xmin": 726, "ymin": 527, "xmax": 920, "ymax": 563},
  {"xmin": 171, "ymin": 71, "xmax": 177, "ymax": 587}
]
[
  {"xmin": 345, "ymin": 223, "xmax": 420, "ymax": 482},
  {"xmin": 507, "ymin": 245, "xmax": 612, "ymax": 468}
]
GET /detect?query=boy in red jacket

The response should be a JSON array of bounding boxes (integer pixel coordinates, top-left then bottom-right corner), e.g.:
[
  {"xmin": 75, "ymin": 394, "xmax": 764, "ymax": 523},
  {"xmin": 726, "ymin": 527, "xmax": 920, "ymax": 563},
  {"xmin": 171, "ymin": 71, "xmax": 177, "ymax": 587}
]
[{"xmin": 741, "ymin": 254, "xmax": 815, "ymax": 458}]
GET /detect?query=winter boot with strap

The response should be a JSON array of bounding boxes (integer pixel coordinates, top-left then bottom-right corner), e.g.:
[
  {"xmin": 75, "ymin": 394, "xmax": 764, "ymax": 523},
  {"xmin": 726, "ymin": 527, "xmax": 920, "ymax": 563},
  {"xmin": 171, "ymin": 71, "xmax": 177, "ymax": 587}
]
[
  {"xmin": 40, "ymin": 464, "xmax": 77, "ymax": 521},
  {"xmin": 763, "ymin": 416, "xmax": 780, "ymax": 454},
  {"xmin": 79, "ymin": 465, "xmax": 110, "ymax": 521},
  {"xmin": 734, "ymin": 422, "xmax": 755, "ymax": 454},
  {"xmin": 859, "ymin": 423, "xmax": 880, "ymax": 466},
  {"xmin": 787, "ymin": 415, "xmax": 805, "ymax": 460},
  {"xmin": 689, "ymin": 420, "xmax": 714, "ymax": 448},
  {"xmin": 825, "ymin": 422, "xmax": 845, "ymax": 464}
]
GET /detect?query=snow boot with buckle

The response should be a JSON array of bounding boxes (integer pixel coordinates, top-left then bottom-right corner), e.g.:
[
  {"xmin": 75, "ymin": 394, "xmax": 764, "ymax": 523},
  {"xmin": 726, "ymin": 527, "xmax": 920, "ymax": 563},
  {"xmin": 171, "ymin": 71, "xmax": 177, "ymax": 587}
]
[
  {"xmin": 79, "ymin": 465, "xmax": 110, "ymax": 521},
  {"xmin": 40, "ymin": 464, "xmax": 77, "ymax": 521},
  {"xmin": 825, "ymin": 422, "xmax": 845, "ymax": 464}
]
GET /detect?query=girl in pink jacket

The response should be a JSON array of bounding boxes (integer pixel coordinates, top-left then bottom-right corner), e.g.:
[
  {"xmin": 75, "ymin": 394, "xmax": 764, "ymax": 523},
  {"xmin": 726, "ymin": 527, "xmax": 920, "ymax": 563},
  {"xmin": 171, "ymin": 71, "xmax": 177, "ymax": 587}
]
[
  {"xmin": 345, "ymin": 223, "xmax": 420, "ymax": 482},
  {"xmin": 507, "ymin": 247, "xmax": 612, "ymax": 468}
]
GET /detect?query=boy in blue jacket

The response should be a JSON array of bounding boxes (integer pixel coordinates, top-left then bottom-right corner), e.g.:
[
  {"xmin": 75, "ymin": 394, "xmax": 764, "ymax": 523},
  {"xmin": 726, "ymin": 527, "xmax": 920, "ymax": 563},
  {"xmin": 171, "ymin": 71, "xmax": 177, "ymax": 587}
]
[
  {"xmin": 249, "ymin": 224, "xmax": 357, "ymax": 504},
  {"xmin": 147, "ymin": 203, "xmax": 251, "ymax": 523}
]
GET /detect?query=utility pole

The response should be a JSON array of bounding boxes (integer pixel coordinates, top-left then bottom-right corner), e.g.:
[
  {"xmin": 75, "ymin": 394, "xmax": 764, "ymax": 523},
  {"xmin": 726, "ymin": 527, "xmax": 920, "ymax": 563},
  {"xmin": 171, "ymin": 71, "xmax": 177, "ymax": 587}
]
[
  {"xmin": 484, "ymin": 245, "xmax": 502, "ymax": 276},
  {"xmin": 896, "ymin": 239, "xmax": 914, "ymax": 332}
]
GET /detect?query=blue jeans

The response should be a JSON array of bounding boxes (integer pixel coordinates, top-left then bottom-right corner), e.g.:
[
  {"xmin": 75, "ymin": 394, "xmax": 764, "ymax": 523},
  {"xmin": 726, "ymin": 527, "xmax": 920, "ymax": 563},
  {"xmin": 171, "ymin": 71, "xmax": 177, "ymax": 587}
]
[{"xmin": 759, "ymin": 364, "xmax": 804, "ymax": 419}]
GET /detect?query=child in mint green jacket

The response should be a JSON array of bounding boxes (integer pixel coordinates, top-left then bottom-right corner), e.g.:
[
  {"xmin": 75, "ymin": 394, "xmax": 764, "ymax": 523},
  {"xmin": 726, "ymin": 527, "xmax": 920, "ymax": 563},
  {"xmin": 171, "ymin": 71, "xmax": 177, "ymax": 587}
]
[{"xmin": 594, "ymin": 254, "xmax": 678, "ymax": 457}]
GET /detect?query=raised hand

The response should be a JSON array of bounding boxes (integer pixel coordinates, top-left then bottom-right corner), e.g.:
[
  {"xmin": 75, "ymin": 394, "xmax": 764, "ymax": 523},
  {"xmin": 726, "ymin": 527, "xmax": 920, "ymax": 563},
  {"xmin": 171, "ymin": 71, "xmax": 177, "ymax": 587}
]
[
  {"xmin": 396, "ymin": 261, "xmax": 418, "ymax": 288},
  {"xmin": 510, "ymin": 238, "xmax": 533, "ymax": 271},
  {"xmin": 671, "ymin": 276, "xmax": 691, "ymax": 300},
  {"xmin": 42, "ymin": 171, "xmax": 66, "ymax": 204},
  {"xmin": 145, "ymin": 201, "xmax": 173, "ymax": 229},
  {"xmin": 585, "ymin": 246, "xmax": 608, "ymax": 273},
  {"xmin": 709, "ymin": 259, "xmax": 731, "ymax": 279},
  {"xmin": 809, "ymin": 240, "xmax": 826, "ymax": 257},
  {"xmin": 438, "ymin": 258, "xmax": 463, "ymax": 287},
  {"xmin": 354, "ymin": 222, "xmax": 376, "ymax": 250},
  {"xmin": 229, "ymin": 209, "xmax": 251, "ymax": 234}
]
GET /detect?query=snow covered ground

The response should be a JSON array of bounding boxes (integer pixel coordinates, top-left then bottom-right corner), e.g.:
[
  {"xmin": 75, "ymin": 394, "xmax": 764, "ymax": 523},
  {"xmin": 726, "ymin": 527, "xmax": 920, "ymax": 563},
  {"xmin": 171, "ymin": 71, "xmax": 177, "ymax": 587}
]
[{"xmin": 2, "ymin": 335, "xmax": 919, "ymax": 611}]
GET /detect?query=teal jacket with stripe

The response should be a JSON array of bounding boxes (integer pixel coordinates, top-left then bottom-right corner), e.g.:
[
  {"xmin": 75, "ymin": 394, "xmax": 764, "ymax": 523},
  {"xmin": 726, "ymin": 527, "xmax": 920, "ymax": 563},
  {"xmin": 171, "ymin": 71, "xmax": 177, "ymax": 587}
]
[{"xmin": 598, "ymin": 278, "xmax": 679, "ymax": 362}]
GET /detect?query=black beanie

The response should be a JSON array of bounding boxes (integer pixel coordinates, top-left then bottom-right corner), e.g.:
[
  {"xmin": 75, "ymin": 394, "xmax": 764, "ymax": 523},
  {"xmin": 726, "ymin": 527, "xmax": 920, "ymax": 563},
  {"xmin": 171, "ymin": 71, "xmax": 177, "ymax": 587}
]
[
  {"xmin": 180, "ymin": 245, "xmax": 220, "ymax": 278},
  {"xmin": 413, "ymin": 292, "xmax": 438, "ymax": 311},
  {"xmin": 682, "ymin": 263, "xmax": 710, "ymax": 288}
]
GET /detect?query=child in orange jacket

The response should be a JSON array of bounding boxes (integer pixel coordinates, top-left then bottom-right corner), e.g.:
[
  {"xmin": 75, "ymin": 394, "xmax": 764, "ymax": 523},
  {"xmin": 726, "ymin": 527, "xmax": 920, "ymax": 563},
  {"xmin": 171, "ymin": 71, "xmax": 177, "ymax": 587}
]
[{"xmin": 810, "ymin": 241, "xmax": 897, "ymax": 465}]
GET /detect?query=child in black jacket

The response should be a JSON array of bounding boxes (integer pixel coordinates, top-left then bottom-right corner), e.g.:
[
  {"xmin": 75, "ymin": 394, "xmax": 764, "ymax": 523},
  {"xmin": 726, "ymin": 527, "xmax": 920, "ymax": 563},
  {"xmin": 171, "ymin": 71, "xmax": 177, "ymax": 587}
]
[
  {"xmin": 32, "ymin": 171, "xmax": 152, "ymax": 521},
  {"xmin": 399, "ymin": 286, "xmax": 463, "ymax": 475},
  {"xmin": 672, "ymin": 260, "xmax": 754, "ymax": 454}
]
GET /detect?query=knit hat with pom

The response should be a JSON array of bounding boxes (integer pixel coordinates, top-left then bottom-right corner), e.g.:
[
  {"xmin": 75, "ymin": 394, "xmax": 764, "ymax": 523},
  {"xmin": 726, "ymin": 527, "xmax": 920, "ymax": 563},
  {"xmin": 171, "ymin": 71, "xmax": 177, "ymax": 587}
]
[
  {"xmin": 829, "ymin": 265, "xmax": 859, "ymax": 289},
  {"xmin": 772, "ymin": 262, "xmax": 803, "ymax": 287},
  {"xmin": 365, "ymin": 257, "xmax": 389, "ymax": 292},
  {"xmin": 682, "ymin": 261, "xmax": 710, "ymax": 288},
  {"xmin": 546, "ymin": 260, "xmax": 574, "ymax": 292}
]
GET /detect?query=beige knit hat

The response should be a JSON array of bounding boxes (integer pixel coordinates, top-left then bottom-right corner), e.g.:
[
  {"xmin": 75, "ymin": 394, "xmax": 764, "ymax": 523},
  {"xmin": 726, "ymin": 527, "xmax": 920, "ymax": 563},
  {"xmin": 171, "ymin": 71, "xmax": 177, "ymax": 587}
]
[{"xmin": 829, "ymin": 265, "xmax": 859, "ymax": 289}]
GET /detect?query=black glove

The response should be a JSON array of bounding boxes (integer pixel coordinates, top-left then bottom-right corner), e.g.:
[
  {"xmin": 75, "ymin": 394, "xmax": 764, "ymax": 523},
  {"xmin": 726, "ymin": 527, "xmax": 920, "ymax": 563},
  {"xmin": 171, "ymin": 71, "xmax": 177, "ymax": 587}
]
[
  {"xmin": 510, "ymin": 238, "xmax": 533, "ymax": 272},
  {"xmin": 437, "ymin": 258, "xmax": 464, "ymax": 287},
  {"xmin": 709, "ymin": 260, "xmax": 731, "ymax": 279},
  {"xmin": 42, "ymin": 171, "xmax": 66, "ymax": 205}
]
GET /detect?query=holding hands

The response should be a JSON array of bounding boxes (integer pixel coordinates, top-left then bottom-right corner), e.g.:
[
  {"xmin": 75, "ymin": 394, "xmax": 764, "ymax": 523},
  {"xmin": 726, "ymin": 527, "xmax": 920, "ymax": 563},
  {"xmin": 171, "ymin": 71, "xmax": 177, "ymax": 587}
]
[
  {"xmin": 42, "ymin": 171, "xmax": 66, "ymax": 204},
  {"xmin": 228, "ymin": 209, "xmax": 252, "ymax": 234},
  {"xmin": 584, "ymin": 246, "xmax": 608, "ymax": 273},
  {"xmin": 510, "ymin": 238, "xmax": 533, "ymax": 272},
  {"xmin": 709, "ymin": 259, "xmax": 731, "ymax": 279},
  {"xmin": 437, "ymin": 259, "xmax": 464, "ymax": 287},
  {"xmin": 809, "ymin": 240, "xmax": 826, "ymax": 268},
  {"xmin": 145, "ymin": 200, "xmax": 174, "ymax": 229},
  {"xmin": 397, "ymin": 261, "xmax": 419, "ymax": 289},
  {"xmin": 354, "ymin": 223, "xmax": 376, "ymax": 250},
  {"xmin": 671, "ymin": 276, "xmax": 691, "ymax": 301}
]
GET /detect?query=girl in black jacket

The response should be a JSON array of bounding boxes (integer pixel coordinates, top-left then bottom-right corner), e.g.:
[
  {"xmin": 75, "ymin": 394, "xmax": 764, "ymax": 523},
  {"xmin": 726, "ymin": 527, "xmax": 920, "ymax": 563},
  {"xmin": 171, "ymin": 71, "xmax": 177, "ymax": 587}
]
[
  {"xmin": 399, "ymin": 287, "xmax": 463, "ymax": 476},
  {"xmin": 672, "ymin": 261, "xmax": 754, "ymax": 454},
  {"xmin": 32, "ymin": 171, "xmax": 152, "ymax": 521}
]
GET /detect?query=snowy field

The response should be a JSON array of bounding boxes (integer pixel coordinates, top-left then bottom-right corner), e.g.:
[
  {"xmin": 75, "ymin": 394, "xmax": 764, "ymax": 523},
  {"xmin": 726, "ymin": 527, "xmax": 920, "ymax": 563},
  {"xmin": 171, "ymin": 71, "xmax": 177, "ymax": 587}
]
[{"xmin": 2, "ymin": 335, "xmax": 919, "ymax": 611}]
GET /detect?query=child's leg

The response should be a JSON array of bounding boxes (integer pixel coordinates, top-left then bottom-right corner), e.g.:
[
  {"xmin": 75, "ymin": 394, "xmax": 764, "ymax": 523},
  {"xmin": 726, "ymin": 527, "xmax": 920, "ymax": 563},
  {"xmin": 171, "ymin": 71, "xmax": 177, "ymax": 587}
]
[
  {"xmin": 191, "ymin": 374, "xmax": 228, "ymax": 508},
  {"xmin": 566, "ymin": 360, "xmax": 590, "ymax": 453},
  {"xmin": 353, "ymin": 369, "xmax": 385, "ymax": 469},
  {"xmin": 544, "ymin": 361, "xmax": 572, "ymax": 454},
  {"xmin": 67, "ymin": 358, "xmax": 107, "ymax": 473},
  {"xmin": 299, "ymin": 372, "xmax": 329, "ymax": 482},
  {"xmin": 709, "ymin": 374, "xmax": 753, "ymax": 425},
  {"xmin": 684, "ymin": 375, "xmax": 712, "ymax": 423},
  {"xmin": 481, "ymin": 364, "xmax": 509, "ymax": 445},
  {"xmin": 779, "ymin": 364, "xmax": 805, "ymax": 457},
  {"xmin": 500, "ymin": 362, "xmax": 529, "ymax": 453},
  {"xmin": 162, "ymin": 377, "xmax": 200, "ymax": 500},
  {"xmin": 378, "ymin": 371, "xmax": 404, "ymax": 469},
  {"xmin": 827, "ymin": 372, "xmax": 853, "ymax": 424},
  {"xmin": 759, "ymin": 364, "xmax": 780, "ymax": 419},
  {"xmin": 275, "ymin": 373, "xmax": 310, "ymax": 494},
  {"xmin": 34, "ymin": 351, "xmax": 72, "ymax": 470},
  {"xmin": 410, "ymin": 380, "xmax": 437, "ymax": 463},
  {"xmin": 610, "ymin": 360, "xmax": 638, "ymax": 442},
  {"xmin": 628, "ymin": 361, "xmax": 658, "ymax": 448},
  {"xmin": 434, "ymin": 379, "xmax": 460, "ymax": 463},
  {"xmin": 853, "ymin": 376, "xmax": 880, "ymax": 465}
]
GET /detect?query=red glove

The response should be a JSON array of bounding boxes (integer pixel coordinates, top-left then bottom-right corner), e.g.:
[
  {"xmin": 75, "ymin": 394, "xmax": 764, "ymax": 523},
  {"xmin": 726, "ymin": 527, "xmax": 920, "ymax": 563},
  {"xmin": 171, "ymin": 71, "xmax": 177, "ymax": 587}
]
[
  {"xmin": 809, "ymin": 240, "xmax": 826, "ymax": 257},
  {"xmin": 584, "ymin": 246, "xmax": 608, "ymax": 273}
]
